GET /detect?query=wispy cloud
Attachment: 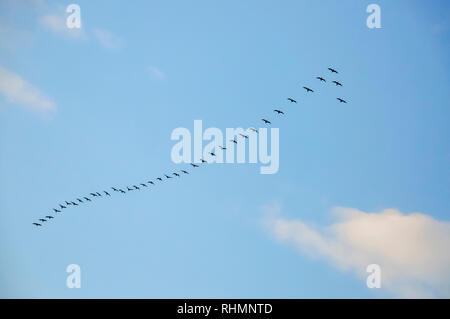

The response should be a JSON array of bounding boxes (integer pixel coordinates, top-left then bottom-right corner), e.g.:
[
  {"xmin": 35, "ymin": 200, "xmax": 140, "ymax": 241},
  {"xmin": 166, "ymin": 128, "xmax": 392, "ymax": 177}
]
[
  {"xmin": 264, "ymin": 205, "xmax": 450, "ymax": 298},
  {"xmin": 148, "ymin": 65, "xmax": 167, "ymax": 81},
  {"xmin": 39, "ymin": 13, "xmax": 83, "ymax": 38},
  {"xmin": 92, "ymin": 28, "xmax": 122, "ymax": 50},
  {"xmin": 0, "ymin": 64, "xmax": 56, "ymax": 112}
]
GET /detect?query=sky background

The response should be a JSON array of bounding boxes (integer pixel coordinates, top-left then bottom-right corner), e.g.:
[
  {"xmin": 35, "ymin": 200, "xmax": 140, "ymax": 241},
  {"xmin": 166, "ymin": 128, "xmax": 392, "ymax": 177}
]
[{"xmin": 0, "ymin": 0, "xmax": 449, "ymax": 298}]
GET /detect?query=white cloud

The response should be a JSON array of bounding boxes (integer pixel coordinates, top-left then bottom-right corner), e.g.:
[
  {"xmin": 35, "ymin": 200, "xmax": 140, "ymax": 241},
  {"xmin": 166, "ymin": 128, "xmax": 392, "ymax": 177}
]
[
  {"xmin": 39, "ymin": 13, "xmax": 83, "ymax": 38},
  {"xmin": 148, "ymin": 65, "xmax": 167, "ymax": 81},
  {"xmin": 92, "ymin": 28, "xmax": 122, "ymax": 49},
  {"xmin": 265, "ymin": 205, "xmax": 450, "ymax": 298},
  {"xmin": 0, "ymin": 65, "xmax": 56, "ymax": 112}
]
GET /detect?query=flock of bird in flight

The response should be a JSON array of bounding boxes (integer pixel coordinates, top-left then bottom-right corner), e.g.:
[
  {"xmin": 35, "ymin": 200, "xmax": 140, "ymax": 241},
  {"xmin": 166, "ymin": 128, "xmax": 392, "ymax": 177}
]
[{"xmin": 32, "ymin": 67, "xmax": 346, "ymax": 227}]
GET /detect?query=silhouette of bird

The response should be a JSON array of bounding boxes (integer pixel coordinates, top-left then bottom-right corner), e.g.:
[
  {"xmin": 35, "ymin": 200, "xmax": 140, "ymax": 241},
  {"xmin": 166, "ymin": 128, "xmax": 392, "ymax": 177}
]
[
  {"xmin": 262, "ymin": 119, "xmax": 271, "ymax": 124},
  {"xmin": 230, "ymin": 139, "xmax": 238, "ymax": 144},
  {"xmin": 157, "ymin": 177, "xmax": 163, "ymax": 181},
  {"xmin": 53, "ymin": 208, "xmax": 61, "ymax": 213},
  {"xmin": 337, "ymin": 98, "xmax": 347, "ymax": 103},
  {"xmin": 218, "ymin": 146, "xmax": 226, "ymax": 150},
  {"xmin": 39, "ymin": 219, "xmax": 47, "ymax": 222},
  {"xmin": 317, "ymin": 77, "xmax": 326, "ymax": 82},
  {"xmin": 127, "ymin": 186, "xmax": 133, "ymax": 191},
  {"xmin": 165, "ymin": 174, "xmax": 172, "ymax": 179},
  {"xmin": 112, "ymin": 187, "xmax": 119, "ymax": 192},
  {"xmin": 104, "ymin": 191, "xmax": 111, "ymax": 196},
  {"xmin": 119, "ymin": 189, "xmax": 126, "ymax": 193},
  {"xmin": 332, "ymin": 81, "xmax": 342, "ymax": 86},
  {"xmin": 147, "ymin": 181, "xmax": 155, "ymax": 185},
  {"xmin": 239, "ymin": 134, "xmax": 249, "ymax": 139},
  {"xmin": 287, "ymin": 98, "xmax": 297, "ymax": 103},
  {"xmin": 90, "ymin": 193, "xmax": 97, "ymax": 197},
  {"xmin": 173, "ymin": 173, "xmax": 180, "ymax": 177},
  {"xmin": 133, "ymin": 185, "xmax": 140, "ymax": 190},
  {"xmin": 65, "ymin": 201, "xmax": 72, "ymax": 205},
  {"xmin": 181, "ymin": 170, "xmax": 189, "ymax": 174},
  {"xmin": 303, "ymin": 86, "xmax": 314, "ymax": 93},
  {"xmin": 209, "ymin": 152, "xmax": 216, "ymax": 156},
  {"xmin": 200, "ymin": 158, "xmax": 208, "ymax": 163},
  {"xmin": 249, "ymin": 128, "xmax": 258, "ymax": 133},
  {"xmin": 274, "ymin": 109, "xmax": 284, "ymax": 115},
  {"xmin": 140, "ymin": 183, "xmax": 148, "ymax": 187},
  {"xmin": 328, "ymin": 67, "xmax": 338, "ymax": 74},
  {"xmin": 96, "ymin": 192, "xmax": 102, "ymax": 197},
  {"xmin": 190, "ymin": 163, "xmax": 199, "ymax": 168},
  {"xmin": 83, "ymin": 197, "xmax": 91, "ymax": 202},
  {"xmin": 77, "ymin": 198, "xmax": 83, "ymax": 203},
  {"xmin": 59, "ymin": 204, "xmax": 66, "ymax": 209},
  {"xmin": 45, "ymin": 216, "xmax": 54, "ymax": 219},
  {"xmin": 71, "ymin": 202, "xmax": 78, "ymax": 206},
  {"xmin": 33, "ymin": 223, "xmax": 42, "ymax": 227}
]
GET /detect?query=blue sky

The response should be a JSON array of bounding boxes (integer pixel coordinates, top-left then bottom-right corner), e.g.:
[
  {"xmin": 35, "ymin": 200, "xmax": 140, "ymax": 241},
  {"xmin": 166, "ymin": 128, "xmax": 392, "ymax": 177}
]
[{"xmin": 0, "ymin": 0, "xmax": 449, "ymax": 298}]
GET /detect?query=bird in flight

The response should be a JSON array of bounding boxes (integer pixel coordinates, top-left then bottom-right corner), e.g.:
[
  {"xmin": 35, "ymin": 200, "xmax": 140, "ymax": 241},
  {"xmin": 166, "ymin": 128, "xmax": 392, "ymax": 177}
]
[
  {"xmin": 33, "ymin": 223, "xmax": 42, "ymax": 227},
  {"xmin": 77, "ymin": 198, "xmax": 83, "ymax": 203},
  {"xmin": 104, "ymin": 191, "xmax": 111, "ymax": 196},
  {"xmin": 239, "ymin": 134, "xmax": 249, "ymax": 139},
  {"xmin": 90, "ymin": 193, "xmax": 98, "ymax": 197},
  {"xmin": 127, "ymin": 186, "xmax": 133, "ymax": 191},
  {"xmin": 112, "ymin": 187, "xmax": 119, "ymax": 192},
  {"xmin": 181, "ymin": 170, "xmax": 189, "ymax": 174},
  {"xmin": 164, "ymin": 174, "xmax": 172, "ymax": 179},
  {"xmin": 328, "ymin": 67, "xmax": 338, "ymax": 74},
  {"xmin": 337, "ymin": 98, "xmax": 347, "ymax": 103},
  {"xmin": 71, "ymin": 202, "xmax": 78, "ymax": 206},
  {"xmin": 287, "ymin": 98, "xmax": 297, "ymax": 103},
  {"xmin": 140, "ymin": 183, "xmax": 148, "ymax": 187},
  {"xmin": 147, "ymin": 181, "xmax": 155, "ymax": 185},
  {"xmin": 119, "ymin": 189, "xmax": 126, "ymax": 194},
  {"xmin": 200, "ymin": 158, "xmax": 208, "ymax": 163},
  {"xmin": 83, "ymin": 197, "xmax": 91, "ymax": 202},
  {"xmin": 65, "ymin": 201, "xmax": 72, "ymax": 205},
  {"xmin": 45, "ymin": 216, "xmax": 54, "ymax": 219},
  {"xmin": 157, "ymin": 177, "xmax": 163, "ymax": 181},
  {"xmin": 133, "ymin": 185, "xmax": 140, "ymax": 190},
  {"xmin": 262, "ymin": 119, "xmax": 271, "ymax": 125},
  {"xmin": 332, "ymin": 81, "xmax": 342, "ymax": 86},
  {"xmin": 209, "ymin": 152, "xmax": 216, "ymax": 157},
  {"xmin": 59, "ymin": 204, "xmax": 66, "ymax": 209},
  {"xmin": 39, "ymin": 218, "xmax": 47, "ymax": 223},
  {"xmin": 218, "ymin": 146, "xmax": 226, "ymax": 150},
  {"xmin": 274, "ymin": 109, "xmax": 284, "ymax": 115},
  {"xmin": 303, "ymin": 86, "xmax": 314, "ymax": 93},
  {"xmin": 53, "ymin": 208, "xmax": 61, "ymax": 213},
  {"xmin": 230, "ymin": 139, "xmax": 238, "ymax": 144},
  {"xmin": 317, "ymin": 77, "xmax": 326, "ymax": 82},
  {"xmin": 96, "ymin": 192, "xmax": 102, "ymax": 197},
  {"xmin": 173, "ymin": 173, "xmax": 180, "ymax": 177},
  {"xmin": 249, "ymin": 128, "xmax": 258, "ymax": 133}
]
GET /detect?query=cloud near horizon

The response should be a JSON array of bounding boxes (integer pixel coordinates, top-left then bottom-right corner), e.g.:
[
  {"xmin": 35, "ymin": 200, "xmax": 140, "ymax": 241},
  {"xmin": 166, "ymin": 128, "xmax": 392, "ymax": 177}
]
[
  {"xmin": 0, "ymin": 65, "xmax": 56, "ymax": 112},
  {"xmin": 265, "ymin": 205, "xmax": 450, "ymax": 298}
]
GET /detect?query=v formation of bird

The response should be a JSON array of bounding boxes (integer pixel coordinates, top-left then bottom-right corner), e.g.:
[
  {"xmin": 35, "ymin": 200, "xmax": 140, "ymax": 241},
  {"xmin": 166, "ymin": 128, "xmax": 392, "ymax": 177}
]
[{"xmin": 32, "ymin": 67, "xmax": 346, "ymax": 227}]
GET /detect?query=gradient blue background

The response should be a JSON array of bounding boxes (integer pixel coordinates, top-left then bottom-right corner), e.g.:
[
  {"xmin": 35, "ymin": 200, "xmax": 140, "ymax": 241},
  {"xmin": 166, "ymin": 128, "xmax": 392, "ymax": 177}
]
[{"xmin": 0, "ymin": 0, "xmax": 449, "ymax": 298}]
